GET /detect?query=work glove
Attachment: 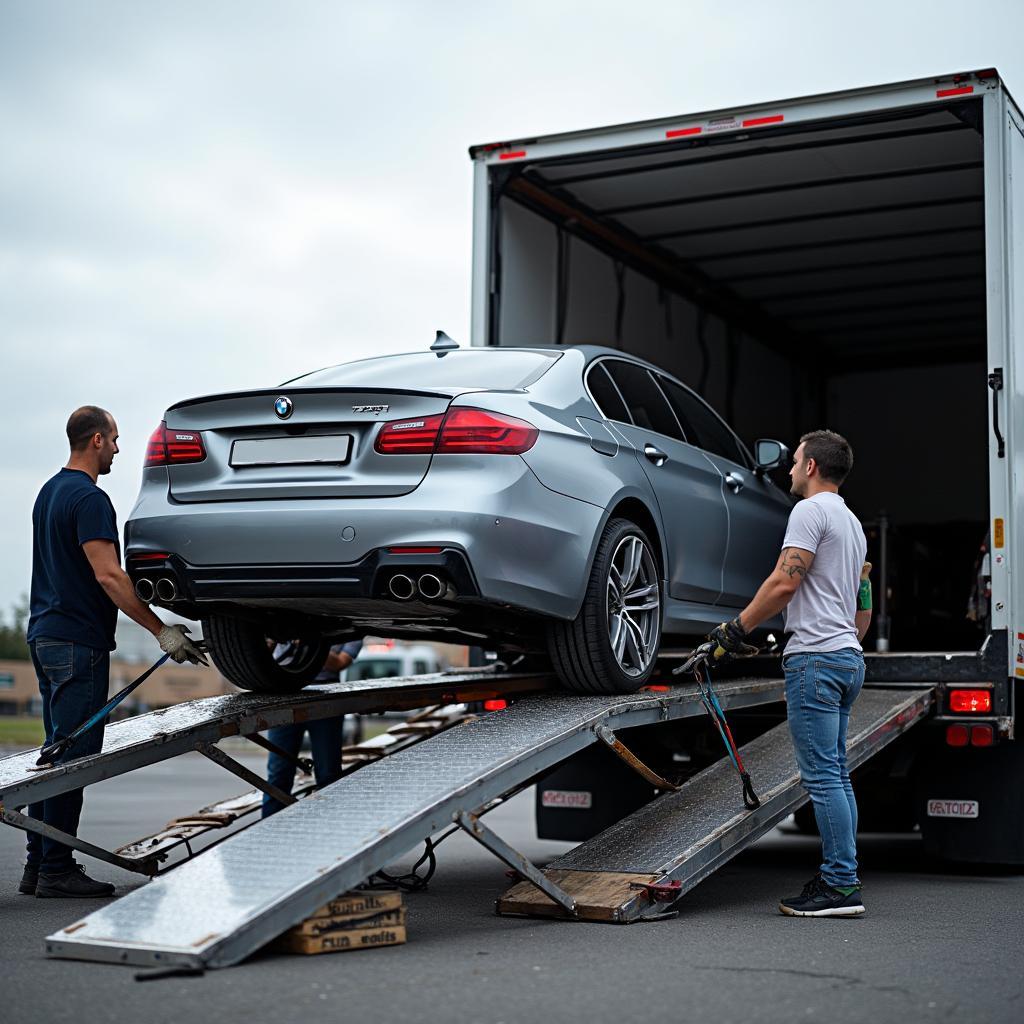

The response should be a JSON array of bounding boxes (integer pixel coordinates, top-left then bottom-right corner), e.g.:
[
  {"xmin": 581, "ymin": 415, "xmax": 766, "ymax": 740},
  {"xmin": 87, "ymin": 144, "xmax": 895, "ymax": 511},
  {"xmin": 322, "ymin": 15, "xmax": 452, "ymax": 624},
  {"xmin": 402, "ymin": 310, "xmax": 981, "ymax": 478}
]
[
  {"xmin": 158, "ymin": 624, "xmax": 209, "ymax": 666},
  {"xmin": 707, "ymin": 617, "xmax": 759, "ymax": 663}
]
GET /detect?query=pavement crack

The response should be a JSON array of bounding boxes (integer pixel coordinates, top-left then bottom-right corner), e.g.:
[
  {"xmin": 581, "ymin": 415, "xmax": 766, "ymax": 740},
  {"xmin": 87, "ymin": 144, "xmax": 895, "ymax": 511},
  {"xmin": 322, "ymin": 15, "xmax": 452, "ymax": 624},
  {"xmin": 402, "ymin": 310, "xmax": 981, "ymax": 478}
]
[{"xmin": 690, "ymin": 964, "xmax": 912, "ymax": 998}]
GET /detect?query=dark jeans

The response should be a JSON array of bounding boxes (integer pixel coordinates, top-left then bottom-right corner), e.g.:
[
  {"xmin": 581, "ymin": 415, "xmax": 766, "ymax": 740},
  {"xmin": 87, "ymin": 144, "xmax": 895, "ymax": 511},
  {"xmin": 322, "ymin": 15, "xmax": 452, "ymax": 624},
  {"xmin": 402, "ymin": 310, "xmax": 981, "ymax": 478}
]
[
  {"xmin": 261, "ymin": 716, "xmax": 345, "ymax": 817},
  {"xmin": 784, "ymin": 647, "xmax": 866, "ymax": 888},
  {"xmin": 27, "ymin": 639, "xmax": 110, "ymax": 873}
]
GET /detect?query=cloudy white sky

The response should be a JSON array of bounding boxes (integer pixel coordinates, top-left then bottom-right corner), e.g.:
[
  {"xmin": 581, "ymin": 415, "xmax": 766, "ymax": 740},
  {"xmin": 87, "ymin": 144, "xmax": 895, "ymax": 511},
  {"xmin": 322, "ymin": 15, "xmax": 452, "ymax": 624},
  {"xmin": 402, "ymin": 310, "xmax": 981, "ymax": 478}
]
[{"xmin": 1, "ymin": 0, "xmax": 1022, "ymax": 619}]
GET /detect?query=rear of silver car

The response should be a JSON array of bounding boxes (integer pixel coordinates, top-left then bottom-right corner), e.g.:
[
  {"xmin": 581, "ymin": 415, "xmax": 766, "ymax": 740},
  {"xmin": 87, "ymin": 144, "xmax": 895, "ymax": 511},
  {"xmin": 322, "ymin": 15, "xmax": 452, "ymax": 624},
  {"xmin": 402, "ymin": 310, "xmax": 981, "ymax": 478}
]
[{"xmin": 125, "ymin": 349, "xmax": 607, "ymax": 689}]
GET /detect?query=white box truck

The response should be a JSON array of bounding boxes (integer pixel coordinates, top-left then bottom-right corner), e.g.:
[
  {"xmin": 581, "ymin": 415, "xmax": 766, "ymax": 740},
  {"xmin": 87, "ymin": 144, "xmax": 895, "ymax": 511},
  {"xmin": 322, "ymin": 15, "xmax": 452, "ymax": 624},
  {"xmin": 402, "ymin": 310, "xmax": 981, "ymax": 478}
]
[{"xmin": 469, "ymin": 68, "xmax": 1024, "ymax": 863}]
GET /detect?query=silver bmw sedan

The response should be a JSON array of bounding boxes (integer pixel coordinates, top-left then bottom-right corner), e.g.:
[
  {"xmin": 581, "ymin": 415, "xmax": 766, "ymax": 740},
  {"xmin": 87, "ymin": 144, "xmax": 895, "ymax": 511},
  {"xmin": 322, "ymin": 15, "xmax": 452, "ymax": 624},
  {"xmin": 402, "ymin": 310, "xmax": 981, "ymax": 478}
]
[{"xmin": 125, "ymin": 340, "xmax": 791, "ymax": 694}]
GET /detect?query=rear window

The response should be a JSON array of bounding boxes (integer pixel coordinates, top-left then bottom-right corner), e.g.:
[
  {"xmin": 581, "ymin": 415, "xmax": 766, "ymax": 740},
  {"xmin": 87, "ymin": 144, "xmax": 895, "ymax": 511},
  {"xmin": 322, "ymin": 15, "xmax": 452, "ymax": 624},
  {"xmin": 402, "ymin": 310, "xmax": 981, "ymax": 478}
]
[
  {"xmin": 604, "ymin": 360, "xmax": 684, "ymax": 441},
  {"xmin": 285, "ymin": 350, "xmax": 561, "ymax": 391}
]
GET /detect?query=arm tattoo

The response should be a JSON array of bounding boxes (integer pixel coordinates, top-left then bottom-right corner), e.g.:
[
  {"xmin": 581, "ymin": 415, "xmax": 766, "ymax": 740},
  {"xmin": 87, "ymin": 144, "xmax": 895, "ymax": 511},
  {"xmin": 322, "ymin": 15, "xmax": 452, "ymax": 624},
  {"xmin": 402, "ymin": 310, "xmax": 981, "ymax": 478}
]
[{"xmin": 778, "ymin": 548, "xmax": 808, "ymax": 579}]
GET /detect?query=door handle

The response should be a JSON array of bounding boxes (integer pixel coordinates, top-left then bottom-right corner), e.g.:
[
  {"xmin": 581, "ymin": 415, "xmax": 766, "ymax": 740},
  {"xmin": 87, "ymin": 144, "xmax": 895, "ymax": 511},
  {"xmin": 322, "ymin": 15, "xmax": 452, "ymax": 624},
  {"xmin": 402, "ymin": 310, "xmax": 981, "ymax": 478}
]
[
  {"xmin": 725, "ymin": 471, "xmax": 745, "ymax": 493},
  {"xmin": 644, "ymin": 444, "xmax": 668, "ymax": 466}
]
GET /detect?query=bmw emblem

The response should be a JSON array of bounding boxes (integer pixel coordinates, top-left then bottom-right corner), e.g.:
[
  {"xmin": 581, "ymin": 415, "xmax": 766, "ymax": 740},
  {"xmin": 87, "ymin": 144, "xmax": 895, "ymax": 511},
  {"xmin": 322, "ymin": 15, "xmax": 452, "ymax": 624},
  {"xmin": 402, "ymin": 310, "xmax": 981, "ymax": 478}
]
[{"xmin": 274, "ymin": 396, "xmax": 293, "ymax": 419}]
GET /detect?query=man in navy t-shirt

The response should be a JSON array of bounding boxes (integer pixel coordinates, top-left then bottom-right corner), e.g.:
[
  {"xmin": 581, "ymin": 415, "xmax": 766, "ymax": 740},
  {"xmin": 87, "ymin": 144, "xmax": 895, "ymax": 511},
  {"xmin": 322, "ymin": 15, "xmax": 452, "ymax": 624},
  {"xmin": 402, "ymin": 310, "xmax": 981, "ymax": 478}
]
[{"xmin": 23, "ymin": 406, "xmax": 206, "ymax": 899}]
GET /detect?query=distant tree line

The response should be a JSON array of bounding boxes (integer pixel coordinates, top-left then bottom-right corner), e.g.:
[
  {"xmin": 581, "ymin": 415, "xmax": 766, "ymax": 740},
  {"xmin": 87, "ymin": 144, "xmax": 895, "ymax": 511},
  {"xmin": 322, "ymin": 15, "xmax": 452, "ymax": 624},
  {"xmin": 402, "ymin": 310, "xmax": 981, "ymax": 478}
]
[{"xmin": 0, "ymin": 597, "xmax": 30, "ymax": 660}]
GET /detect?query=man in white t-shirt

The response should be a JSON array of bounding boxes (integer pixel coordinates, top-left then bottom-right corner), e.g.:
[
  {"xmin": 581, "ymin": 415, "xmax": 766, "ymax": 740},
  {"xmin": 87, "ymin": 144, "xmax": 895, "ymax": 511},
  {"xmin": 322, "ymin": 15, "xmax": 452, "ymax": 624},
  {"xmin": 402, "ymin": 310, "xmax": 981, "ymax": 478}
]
[{"xmin": 706, "ymin": 429, "xmax": 872, "ymax": 918}]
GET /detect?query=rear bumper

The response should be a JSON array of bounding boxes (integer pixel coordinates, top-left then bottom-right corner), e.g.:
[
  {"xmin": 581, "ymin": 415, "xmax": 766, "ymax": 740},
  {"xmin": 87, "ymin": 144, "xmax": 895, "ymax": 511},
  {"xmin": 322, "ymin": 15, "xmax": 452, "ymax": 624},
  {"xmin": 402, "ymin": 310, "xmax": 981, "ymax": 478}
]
[
  {"xmin": 124, "ymin": 455, "xmax": 605, "ymax": 620},
  {"xmin": 128, "ymin": 548, "xmax": 480, "ymax": 603}
]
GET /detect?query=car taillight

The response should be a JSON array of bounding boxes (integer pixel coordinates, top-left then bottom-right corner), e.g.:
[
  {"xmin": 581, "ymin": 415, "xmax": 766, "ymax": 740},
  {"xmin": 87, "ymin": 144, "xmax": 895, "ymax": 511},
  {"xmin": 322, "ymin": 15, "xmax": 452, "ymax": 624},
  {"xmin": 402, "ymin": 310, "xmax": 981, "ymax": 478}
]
[
  {"xmin": 145, "ymin": 421, "xmax": 206, "ymax": 467},
  {"xmin": 436, "ymin": 408, "xmax": 538, "ymax": 454},
  {"xmin": 375, "ymin": 408, "xmax": 538, "ymax": 456},
  {"xmin": 949, "ymin": 689, "xmax": 992, "ymax": 713},
  {"xmin": 374, "ymin": 414, "xmax": 445, "ymax": 454}
]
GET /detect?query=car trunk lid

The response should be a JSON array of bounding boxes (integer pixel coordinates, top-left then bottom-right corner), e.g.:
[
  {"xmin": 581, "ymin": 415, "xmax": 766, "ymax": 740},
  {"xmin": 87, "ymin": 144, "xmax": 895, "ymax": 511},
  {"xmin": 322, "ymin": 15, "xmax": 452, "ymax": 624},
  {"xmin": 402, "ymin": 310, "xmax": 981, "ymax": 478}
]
[{"xmin": 164, "ymin": 387, "xmax": 473, "ymax": 501}]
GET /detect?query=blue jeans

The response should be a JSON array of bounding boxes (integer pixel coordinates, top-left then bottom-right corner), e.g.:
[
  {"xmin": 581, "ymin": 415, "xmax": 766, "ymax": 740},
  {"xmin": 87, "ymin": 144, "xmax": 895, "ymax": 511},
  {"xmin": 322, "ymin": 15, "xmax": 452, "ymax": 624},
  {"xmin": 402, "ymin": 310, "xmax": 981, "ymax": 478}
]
[
  {"xmin": 784, "ymin": 647, "xmax": 865, "ymax": 888},
  {"xmin": 27, "ymin": 639, "xmax": 110, "ymax": 873},
  {"xmin": 261, "ymin": 717, "xmax": 345, "ymax": 817}
]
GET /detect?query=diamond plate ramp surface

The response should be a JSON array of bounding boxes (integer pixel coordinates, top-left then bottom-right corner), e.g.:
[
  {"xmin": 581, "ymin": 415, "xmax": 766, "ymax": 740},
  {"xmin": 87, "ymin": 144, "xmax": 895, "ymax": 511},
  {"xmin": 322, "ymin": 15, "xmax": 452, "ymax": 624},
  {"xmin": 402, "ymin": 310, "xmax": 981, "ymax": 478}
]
[
  {"xmin": 498, "ymin": 687, "xmax": 933, "ymax": 922},
  {"xmin": 0, "ymin": 670, "xmax": 544, "ymax": 808},
  {"xmin": 44, "ymin": 678, "xmax": 784, "ymax": 968}
]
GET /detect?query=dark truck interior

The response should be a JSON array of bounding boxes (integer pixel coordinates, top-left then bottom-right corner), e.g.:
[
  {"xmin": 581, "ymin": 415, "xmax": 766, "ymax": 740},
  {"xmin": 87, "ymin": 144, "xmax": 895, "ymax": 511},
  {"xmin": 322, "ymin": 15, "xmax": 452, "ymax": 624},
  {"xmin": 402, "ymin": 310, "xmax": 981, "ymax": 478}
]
[{"xmin": 490, "ymin": 98, "xmax": 990, "ymax": 652}]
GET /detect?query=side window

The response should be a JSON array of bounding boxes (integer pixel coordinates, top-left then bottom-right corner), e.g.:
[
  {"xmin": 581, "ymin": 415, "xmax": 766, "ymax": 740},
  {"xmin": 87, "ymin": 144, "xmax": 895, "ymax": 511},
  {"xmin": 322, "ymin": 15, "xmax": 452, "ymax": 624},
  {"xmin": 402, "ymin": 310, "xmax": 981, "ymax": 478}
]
[
  {"xmin": 659, "ymin": 376, "xmax": 747, "ymax": 465},
  {"xmin": 586, "ymin": 363, "xmax": 631, "ymax": 423},
  {"xmin": 605, "ymin": 361, "xmax": 684, "ymax": 441}
]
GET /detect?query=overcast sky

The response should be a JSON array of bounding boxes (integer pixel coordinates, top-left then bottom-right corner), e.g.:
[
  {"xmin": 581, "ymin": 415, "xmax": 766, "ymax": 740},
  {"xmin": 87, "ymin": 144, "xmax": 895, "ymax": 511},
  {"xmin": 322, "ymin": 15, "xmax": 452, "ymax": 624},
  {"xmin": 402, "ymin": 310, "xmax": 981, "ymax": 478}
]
[{"xmin": 2, "ymin": 0, "xmax": 1022, "ymax": 619}]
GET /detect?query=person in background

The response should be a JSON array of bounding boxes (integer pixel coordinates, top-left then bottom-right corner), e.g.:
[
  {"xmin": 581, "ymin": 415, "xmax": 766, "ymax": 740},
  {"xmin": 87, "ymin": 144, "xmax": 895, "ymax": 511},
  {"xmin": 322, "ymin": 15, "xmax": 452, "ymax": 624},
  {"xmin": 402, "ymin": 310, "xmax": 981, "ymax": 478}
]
[{"xmin": 261, "ymin": 639, "xmax": 363, "ymax": 816}]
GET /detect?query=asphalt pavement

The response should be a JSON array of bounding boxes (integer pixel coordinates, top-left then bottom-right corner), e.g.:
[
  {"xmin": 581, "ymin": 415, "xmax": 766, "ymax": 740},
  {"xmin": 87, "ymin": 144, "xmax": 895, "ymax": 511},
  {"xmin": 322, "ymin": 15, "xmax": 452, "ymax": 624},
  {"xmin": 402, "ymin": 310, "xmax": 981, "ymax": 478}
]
[{"xmin": 2, "ymin": 750, "xmax": 1021, "ymax": 1024}]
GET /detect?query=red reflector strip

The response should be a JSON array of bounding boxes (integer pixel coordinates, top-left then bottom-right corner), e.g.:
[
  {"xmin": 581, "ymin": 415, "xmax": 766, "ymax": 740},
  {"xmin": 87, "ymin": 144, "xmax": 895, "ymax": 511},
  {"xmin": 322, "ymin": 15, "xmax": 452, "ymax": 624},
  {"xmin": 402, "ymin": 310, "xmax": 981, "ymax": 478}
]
[
  {"xmin": 388, "ymin": 546, "xmax": 443, "ymax": 554},
  {"xmin": 483, "ymin": 699, "xmax": 507, "ymax": 711},
  {"xmin": 742, "ymin": 114, "xmax": 784, "ymax": 127},
  {"xmin": 971, "ymin": 724, "xmax": 994, "ymax": 747},
  {"xmin": 130, "ymin": 553, "xmax": 170, "ymax": 562},
  {"xmin": 665, "ymin": 126, "xmax": 702, "ymax": 139},
  {"xmin": 949, "ymin": 689, "xmax": 992, "ymax": 713},
  {"xmin": 937, "ymin": 86, "xmax": 974, "ymax": 97},
  {"xmin": 499, "ymin": 150, "xmax": 526, "ymax": 160},
  {"xmin": 946, "ymin": 724, "xmax": 969, "ymax": 747}
]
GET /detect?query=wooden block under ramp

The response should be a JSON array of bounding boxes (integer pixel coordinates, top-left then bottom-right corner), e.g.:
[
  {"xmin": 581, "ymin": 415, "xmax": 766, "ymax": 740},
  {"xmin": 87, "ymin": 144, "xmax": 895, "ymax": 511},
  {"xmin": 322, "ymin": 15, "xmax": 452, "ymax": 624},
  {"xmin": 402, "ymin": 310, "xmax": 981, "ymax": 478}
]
[
  {"xmin": 496, "ymin": 870, "xmax": 662, "ymax": 922},
  {"xmin": 274, "ymin": 908, "xmax": 407, "ymax": 955},
  {"xmin": 303, "ymin": 889, "xmax": 403, "ymax": 923}
]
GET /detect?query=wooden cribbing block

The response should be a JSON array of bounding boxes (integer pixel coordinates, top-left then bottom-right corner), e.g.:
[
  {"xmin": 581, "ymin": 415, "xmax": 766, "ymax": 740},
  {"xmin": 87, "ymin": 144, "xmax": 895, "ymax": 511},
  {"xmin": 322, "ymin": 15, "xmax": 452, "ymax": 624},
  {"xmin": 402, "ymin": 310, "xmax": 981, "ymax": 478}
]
[
  {"xmin": 274, "ymin": 909, "xmax": 407, "ymax": 956},
  {"xmin": 303, "ymin": 889, "xmax": 403, "ymax": 922}
]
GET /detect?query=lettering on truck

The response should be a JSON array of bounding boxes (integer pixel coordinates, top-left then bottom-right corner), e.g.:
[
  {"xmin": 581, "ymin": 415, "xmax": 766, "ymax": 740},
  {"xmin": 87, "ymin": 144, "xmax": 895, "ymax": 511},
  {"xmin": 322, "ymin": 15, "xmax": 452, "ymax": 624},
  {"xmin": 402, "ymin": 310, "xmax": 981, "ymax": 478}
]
[
  {"xmin": 927, "ymin": 799, "xmax": 980, "ymax": 818},
  {"xmin": 541, "ymin": 789, "xmax": 592, "ymax": 809}
]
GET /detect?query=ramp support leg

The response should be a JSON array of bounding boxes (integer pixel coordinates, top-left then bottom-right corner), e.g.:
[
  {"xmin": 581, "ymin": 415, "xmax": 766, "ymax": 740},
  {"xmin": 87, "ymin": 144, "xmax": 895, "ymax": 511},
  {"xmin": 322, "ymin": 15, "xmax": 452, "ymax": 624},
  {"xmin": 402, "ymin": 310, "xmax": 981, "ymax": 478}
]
[
  {"xmin": 195, "ymin": 742, "xmax": 297, "ymax": 809},
  {"xmin": 594, "ymin": 725, "xmax": 680, "ymax": 791},
  {"xmin": 454, "ymin": 810, "xmax": 577, "ymax": 918},
  {"xmin": 244, "ymin": 732, "xmax": 314, "ymax": 775},
  {"xmin": 0, "ymin": 806, "xmax": 162, "ymax": 876}
]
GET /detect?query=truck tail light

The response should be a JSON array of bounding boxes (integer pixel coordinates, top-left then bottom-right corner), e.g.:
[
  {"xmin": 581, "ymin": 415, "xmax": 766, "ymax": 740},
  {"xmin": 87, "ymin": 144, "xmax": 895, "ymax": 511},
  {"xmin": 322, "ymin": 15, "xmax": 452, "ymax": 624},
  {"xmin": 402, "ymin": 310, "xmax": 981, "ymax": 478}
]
[
  {"xmin": 145, "ymin": 421, "xmax": 206, "ymax": 467},
  {"xmin": 375, "ymin": 409, "xmax": 538, "ymax": 456},
  {"xmin": 946, "ymin": 724, "xmax": 969, "ymax": 747},
  {"xmin": 970, "ymin": 725, "xmax": 994, "ymax": 747},
  {"xmin": 483, "ymin": 699, "xmax": 507, "ymax": 711},
  {"xmin": 949, "ymin": 689, "xmax": 992, "ymax": 713}
]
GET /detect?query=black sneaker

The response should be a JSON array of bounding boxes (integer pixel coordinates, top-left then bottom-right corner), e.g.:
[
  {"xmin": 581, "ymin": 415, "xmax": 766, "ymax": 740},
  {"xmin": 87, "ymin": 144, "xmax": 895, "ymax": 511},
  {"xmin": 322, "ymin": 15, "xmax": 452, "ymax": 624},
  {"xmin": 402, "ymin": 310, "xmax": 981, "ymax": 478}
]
[
  {"xmin": 18, "ymin": 864, "xmax": 39, "ymax": 896},
  {"xmin": 36, "ymin": 865, "xmax": 115, "ymax": 899},
  {"xmin": 779, "ymin": 874, "xmax": 864, "ymax": 917}
]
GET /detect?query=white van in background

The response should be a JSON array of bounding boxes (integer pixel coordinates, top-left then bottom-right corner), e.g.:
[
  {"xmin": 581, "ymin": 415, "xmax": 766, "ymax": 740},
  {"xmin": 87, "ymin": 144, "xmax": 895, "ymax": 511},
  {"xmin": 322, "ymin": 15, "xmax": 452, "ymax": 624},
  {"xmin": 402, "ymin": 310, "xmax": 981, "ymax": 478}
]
[{"xmin": 346, "ymin": 642, "xmax": 446, "ymax": 682}]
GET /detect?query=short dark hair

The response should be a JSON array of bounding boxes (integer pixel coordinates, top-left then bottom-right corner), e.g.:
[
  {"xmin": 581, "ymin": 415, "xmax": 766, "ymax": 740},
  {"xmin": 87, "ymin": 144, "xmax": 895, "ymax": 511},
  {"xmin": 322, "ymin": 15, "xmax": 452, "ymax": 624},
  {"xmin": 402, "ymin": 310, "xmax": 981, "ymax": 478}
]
[
  {"xmin": 66, "ymin": 406, "xmax": 113, "ymax": 451},
  {"xmin": 799, "ymin": 429, "xmax": 853, "ymax": 485}
]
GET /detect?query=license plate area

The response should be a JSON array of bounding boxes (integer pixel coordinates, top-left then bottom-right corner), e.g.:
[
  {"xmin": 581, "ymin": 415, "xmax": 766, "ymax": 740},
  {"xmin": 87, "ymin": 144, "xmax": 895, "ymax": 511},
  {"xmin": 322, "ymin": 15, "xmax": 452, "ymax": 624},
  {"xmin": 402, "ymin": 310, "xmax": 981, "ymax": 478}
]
[{"xmin": 229, "ymin": 435, "xmax": 353, "ymax": 467}]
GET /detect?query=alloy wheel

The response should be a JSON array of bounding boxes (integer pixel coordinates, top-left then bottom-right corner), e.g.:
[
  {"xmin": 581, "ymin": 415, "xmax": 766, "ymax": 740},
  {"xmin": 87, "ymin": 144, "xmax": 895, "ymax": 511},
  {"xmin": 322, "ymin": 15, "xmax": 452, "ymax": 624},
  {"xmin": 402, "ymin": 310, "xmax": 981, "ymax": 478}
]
[{"xmin": 605, "ymin": 534, "xmax": 660, "ymax": 677}]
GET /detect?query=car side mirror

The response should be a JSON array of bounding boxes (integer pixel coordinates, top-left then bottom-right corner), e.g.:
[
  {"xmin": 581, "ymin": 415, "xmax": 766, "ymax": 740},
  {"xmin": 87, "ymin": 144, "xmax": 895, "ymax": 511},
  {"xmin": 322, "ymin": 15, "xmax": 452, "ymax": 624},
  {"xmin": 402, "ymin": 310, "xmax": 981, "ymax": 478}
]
[{"xmin": 754, "ymin": 438, "xmax": 789, "ymax": 477}]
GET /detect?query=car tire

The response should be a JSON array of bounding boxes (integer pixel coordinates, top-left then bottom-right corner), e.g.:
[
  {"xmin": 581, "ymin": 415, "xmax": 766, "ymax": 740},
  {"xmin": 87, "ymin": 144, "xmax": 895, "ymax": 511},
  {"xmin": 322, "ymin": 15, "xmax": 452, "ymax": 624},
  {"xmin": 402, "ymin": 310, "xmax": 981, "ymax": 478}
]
[
  {"xmin": 548, "ymin": 517, "xmax": 662, "ymax": 695},
  {"xmin": 203, "ymin": 615, "xmax": 331, "ymax": 693}
]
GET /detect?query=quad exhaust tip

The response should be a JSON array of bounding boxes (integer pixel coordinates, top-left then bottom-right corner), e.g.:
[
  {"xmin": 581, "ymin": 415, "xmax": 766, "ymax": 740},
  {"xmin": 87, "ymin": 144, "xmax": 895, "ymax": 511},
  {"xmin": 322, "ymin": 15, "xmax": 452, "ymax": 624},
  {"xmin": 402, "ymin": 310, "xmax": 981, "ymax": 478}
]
[
  {"xmin": 417, "ymin": 573, "xmax": 445, "ymax": 600},
  {"xmin": 155, "ymin": 578, "xmax": 178, "ymax": 603},
  {"xmin": 388, "ymin": 574, "xmax": 415, "ymax": 600},
  {"xmin": 135, "ymin": 578, "xmax": 155, "ymax": 603}
]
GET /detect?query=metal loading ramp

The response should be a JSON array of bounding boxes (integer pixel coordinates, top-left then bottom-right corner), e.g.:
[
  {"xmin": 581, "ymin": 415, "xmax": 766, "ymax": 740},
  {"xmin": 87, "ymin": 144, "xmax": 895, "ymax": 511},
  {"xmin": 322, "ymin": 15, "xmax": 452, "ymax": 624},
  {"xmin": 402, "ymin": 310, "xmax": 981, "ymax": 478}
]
[
  {"xmin": 44, "ymin": 677, "xmax": 787, "ymax": 968},
  {"xmin": 498, "ymin": 687, "xmax": 934, "ymax": 922},
  {"xmin": 0, "ymin": 669, "xmax": 547, "ymax": 863}
]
